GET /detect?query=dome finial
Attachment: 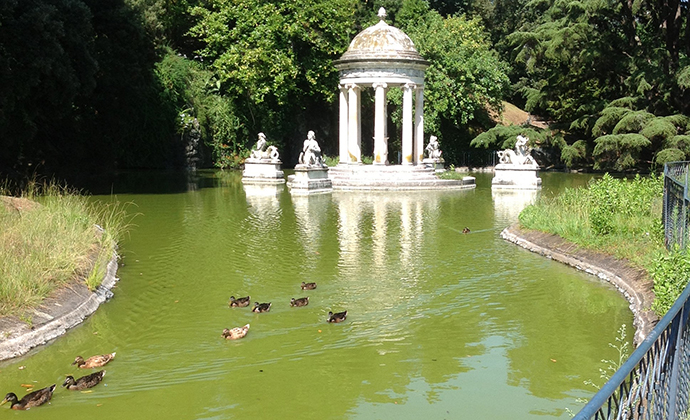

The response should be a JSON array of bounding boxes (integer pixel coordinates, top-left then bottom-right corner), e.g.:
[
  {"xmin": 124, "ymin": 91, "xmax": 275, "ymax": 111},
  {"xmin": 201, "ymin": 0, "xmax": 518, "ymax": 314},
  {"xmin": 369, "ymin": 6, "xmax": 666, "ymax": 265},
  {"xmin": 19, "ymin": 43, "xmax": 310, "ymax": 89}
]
[{"xmin": 378, "ymin": 7, "xmax": 387, "ymax": 21}]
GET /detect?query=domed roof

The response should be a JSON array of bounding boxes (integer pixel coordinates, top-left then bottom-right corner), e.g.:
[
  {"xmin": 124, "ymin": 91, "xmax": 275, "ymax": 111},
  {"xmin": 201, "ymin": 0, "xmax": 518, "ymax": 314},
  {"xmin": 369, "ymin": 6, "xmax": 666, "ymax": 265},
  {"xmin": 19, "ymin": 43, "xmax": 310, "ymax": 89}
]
[{"xmin": 338, "ymin": 8, "xmax": 427, "ymax": 63}]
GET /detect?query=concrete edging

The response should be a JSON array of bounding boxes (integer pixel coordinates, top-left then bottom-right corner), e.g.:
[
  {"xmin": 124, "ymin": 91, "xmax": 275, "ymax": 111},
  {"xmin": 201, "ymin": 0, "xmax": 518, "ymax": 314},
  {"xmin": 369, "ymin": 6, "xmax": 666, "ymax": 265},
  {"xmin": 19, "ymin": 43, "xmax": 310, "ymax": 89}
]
[
  {"xmin": 501, "ymin": 225, "xmax": 657, "ymax": 346},
  {"xmin": 0, "ymin": 252, "xmax": 119, "ymax": 361}
]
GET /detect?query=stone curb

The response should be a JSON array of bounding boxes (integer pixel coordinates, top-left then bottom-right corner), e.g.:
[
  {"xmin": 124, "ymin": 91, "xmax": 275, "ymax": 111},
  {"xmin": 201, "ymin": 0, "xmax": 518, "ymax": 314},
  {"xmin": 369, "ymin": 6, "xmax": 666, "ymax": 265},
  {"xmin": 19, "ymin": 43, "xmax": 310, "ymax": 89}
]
[
  {"xmin": 0, "ymin": 252, "xmax": 119, "ymax": 361},
  {"xmin": 501, "ymin": 225, "xmax": 657, "ymax": 346}
]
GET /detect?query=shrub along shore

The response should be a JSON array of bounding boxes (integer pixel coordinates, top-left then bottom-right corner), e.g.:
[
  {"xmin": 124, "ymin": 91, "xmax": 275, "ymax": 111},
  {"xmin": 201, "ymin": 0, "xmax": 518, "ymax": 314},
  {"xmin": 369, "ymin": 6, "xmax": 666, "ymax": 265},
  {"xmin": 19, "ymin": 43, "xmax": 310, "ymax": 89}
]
[
  {"xmin": 0, "ymin": 181, "xmax": 127, "ymax": 318},
  {"xmin": 519, "ymin": 173, "xmax": 686, "ymax": 315}
]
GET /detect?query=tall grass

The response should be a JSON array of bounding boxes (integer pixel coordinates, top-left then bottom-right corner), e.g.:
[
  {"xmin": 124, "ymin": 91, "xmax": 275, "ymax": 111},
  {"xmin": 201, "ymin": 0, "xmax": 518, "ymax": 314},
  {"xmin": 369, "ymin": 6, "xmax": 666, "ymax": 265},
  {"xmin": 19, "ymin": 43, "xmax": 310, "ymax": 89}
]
[
  {"xmin": 0, "ymin": 180, "xmax": 129, "ymax": 317},
  {"xmin": 519, "ymin": 174, "xmax": 664, "ymax": 267}
]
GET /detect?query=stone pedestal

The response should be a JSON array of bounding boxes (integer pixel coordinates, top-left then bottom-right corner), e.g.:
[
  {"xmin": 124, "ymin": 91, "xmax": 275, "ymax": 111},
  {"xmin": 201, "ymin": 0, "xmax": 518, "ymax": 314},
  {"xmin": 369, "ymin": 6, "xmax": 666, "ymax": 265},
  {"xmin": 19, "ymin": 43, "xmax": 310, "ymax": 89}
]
[
  {"xmin": 287, "ymin": 165, "xmax": 333, "ymax": 195},
  {"xmin": 422, "ymin": 158, "xmax": 445, "ymax": 172},
  {"xmin": 242, "ymin": 159, "xmax": 285, "ymax": 184},
  {"xmin": 492, "ymin": 164, "xmax": 542, "ymax": 190}
]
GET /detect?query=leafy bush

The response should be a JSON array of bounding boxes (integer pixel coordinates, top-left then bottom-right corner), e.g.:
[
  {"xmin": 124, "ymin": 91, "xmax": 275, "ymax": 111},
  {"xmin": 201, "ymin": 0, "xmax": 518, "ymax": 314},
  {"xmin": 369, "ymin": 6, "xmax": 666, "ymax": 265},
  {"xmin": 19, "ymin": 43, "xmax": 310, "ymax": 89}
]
[{"xmin": 650, "ymin": 247, "xmax": 690, "ymax": 314}]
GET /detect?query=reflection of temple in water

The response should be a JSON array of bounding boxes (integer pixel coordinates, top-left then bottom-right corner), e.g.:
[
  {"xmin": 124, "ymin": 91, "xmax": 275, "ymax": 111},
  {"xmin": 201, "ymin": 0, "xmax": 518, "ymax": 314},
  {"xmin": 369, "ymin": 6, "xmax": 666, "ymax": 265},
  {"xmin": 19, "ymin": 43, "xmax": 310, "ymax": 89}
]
[
  {"xmin": 492, "ymin": 190, "xmax": 539, "ymax": 225},
  {"xmin": 332, "ymin": 192, "xmax": 441, "ymax": 277}
]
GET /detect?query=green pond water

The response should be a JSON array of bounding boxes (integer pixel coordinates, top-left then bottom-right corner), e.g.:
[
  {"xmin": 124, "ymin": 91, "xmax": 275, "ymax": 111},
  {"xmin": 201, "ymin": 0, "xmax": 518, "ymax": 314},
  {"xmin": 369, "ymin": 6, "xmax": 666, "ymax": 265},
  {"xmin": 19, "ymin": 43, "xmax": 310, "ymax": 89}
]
[{"xmin": 0, "ymin": 171, "xmax": 633, "ymax": 419}]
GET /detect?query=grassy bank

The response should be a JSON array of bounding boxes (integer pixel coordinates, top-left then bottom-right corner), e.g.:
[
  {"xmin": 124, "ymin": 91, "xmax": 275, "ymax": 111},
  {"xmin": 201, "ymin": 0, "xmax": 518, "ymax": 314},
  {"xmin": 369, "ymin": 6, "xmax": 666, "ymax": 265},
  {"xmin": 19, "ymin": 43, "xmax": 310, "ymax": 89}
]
[
  {"xmin": 0, "ymin": 181, "xmax": 128, "ymax": 317},
  {"xmin": 519, "ymin": 174, "xmax": 687, "ymax": 314}
]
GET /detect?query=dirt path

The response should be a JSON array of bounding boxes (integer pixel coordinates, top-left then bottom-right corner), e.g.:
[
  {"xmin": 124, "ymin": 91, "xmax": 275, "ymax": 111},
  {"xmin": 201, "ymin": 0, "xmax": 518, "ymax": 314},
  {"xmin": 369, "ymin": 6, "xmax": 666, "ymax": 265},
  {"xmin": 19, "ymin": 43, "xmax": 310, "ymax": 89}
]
[{"xmin": 501, "ymin": 225, "xmax": 658, "ymax": 346}]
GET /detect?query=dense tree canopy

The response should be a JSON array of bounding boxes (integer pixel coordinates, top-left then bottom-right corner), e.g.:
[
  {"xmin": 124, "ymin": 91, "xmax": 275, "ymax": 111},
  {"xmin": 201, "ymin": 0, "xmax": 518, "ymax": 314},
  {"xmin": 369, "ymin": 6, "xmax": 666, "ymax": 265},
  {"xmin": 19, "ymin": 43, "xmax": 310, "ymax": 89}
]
[{"xmin": 2, "ymin": 0, "xmax": 688, "ymax": 175}]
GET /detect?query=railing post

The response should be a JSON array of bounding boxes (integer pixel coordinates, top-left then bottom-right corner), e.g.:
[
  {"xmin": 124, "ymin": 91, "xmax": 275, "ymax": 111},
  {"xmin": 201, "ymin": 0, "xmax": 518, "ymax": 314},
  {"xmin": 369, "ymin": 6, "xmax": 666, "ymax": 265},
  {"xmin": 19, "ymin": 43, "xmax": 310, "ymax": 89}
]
[{"xmin": 666, "ymin": 301, "xmax": 688, "ymax": 419}]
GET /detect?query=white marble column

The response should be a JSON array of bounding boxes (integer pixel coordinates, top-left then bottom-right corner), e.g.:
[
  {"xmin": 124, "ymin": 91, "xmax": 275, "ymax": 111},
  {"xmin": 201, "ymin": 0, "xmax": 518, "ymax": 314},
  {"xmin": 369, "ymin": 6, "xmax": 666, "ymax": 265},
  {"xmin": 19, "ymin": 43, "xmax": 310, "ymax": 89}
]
[
  {"xmin": 402, "ymin": 83, "xmax": 415, "ymax": 165},
  {"xmin": 414, "ymin": 86, "xmax": 425, "ymax": 165},
  {"xmin": 338, "ymin": 85, "xmax": 349, "ymax": 164},
  {"xmin": 348, "ymin": 84, "xmax": 361, "ymax": 163},
  {"xmin": 373, "ymin": 82, "xmax": 388, "ymax": 165}
]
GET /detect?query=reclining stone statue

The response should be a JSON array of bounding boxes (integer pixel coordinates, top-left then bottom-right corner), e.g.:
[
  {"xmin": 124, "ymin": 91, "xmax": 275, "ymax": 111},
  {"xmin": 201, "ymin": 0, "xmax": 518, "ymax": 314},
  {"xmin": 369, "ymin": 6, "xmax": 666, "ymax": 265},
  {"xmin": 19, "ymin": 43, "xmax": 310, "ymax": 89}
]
[
  {"xmin": 497, "ymin": 135, "xmax": 537, "ymax": 166},
  {"xmin": 250, "ymin": 132, "xmax": 280, "ymax": 161}
]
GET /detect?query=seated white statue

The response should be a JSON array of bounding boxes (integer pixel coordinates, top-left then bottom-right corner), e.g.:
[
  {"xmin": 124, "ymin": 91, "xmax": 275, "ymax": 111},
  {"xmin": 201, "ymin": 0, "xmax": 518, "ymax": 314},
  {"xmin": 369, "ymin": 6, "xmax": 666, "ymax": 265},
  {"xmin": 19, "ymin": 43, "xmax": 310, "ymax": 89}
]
[
  {"xmin": 298, "ymin": 130, "xmax": 326, "ymax": 167},
  {"xmin": 425, "ymin": 135, "xmax": 443, "ymax": 160},
  {"xmin": 498, "ymin": 135, "xmax": 537, "ymax": 165},
  {"xmin": 250, "ymin": 132, "xmax": 280, "ymax": 161}
]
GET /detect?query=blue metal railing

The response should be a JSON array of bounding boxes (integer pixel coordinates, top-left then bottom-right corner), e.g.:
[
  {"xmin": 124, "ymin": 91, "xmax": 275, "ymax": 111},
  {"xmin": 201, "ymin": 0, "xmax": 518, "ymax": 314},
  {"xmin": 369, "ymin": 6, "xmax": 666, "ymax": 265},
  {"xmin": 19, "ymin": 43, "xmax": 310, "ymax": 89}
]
[
  {"xmin": 573, "ymin": 282, "xmax": 690, "ymax": 419},
  {"xmin": 574, "ymin": 163, "xmax": 690, "ymax": 419}
]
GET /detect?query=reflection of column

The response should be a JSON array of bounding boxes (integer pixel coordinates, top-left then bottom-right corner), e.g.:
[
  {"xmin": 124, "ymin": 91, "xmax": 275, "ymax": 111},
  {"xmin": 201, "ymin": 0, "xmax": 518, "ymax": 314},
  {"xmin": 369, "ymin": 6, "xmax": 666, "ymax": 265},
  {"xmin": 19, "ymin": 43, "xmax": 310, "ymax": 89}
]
[
  {"xmin": 373, "ymin": 82, "xmax": 388, "ymax": 165},
  {"xmin": 336, "ymin": 194, "xmax": 361, "ymax": 270},
  {"xmin": 414, "ymin": 86, "xmax": 425, "ymax": 165},
  {"xmin": 402, "ymin": 83, "xmax": 415, "ymax": 165},
  {"xmin": 347, "ymin": 84, "xmax": 361, "ymax": 163},
  {"xmin": 373, "ymin": 199, "xmax": 387, "ymax": 267},
  {"xmin": 400, "ymin": 197, "xmax": 412, "ymax": 266},
  {"xmin": 339, "ymin": 85, "xmax": 349, "ymax": 164}
]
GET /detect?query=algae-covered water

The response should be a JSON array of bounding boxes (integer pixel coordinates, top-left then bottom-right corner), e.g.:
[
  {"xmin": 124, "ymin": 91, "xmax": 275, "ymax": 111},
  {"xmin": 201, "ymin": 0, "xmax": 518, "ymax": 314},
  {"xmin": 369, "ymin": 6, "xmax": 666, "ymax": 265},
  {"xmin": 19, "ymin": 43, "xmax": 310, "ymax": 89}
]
[{"xmin": 0, "ymin": 171, "xmax": 631, "ymax": 419}]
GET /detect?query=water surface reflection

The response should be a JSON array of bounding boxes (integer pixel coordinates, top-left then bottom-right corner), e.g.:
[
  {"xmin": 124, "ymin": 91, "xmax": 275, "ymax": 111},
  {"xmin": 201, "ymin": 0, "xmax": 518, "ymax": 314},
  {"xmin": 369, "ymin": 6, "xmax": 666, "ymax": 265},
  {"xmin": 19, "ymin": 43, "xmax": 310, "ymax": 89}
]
[{"xmin": 0, "ymin": 171, "xmax": 629, "ymax": 419}]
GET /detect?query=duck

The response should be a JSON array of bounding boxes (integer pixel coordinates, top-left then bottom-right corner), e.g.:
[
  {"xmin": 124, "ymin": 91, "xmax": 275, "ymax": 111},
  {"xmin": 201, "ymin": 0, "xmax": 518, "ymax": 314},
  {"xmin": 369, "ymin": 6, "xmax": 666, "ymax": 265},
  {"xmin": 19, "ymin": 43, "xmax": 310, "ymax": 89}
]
[
  {"xmin": 290, "ymin": 297, "xmax": 309, "ymax": 307},
  {"xmin": 252, "ymin": 302, "xmax": 272, "ymax": 313},
  {"xmin": 229, "ymin": 295, "xmax": 251, "ymax": 307},
  {"xmin": 462, "ymin": 227, "xmax": 470, "ymax": 234},
  {"xmin": 222, "ymin": 324, "xmax": 250, "ymax": 340},
  {"xmin": 62, "ymin": 370, "xmax": 106, "ymax": 390},
  {"xmin": 301, "ymin": 282, "xmax": 317, "ymax": 290},
  {"xmin": 327, "ymin": 310, "xmax": 348, "ymax": 323},
  {"xmin": 72, "ymin": 352, "xmax": 116, "ymax": 369},
  {"xmin": 1, "ymin": 384, "xmax": 56, "ymax": 410}
]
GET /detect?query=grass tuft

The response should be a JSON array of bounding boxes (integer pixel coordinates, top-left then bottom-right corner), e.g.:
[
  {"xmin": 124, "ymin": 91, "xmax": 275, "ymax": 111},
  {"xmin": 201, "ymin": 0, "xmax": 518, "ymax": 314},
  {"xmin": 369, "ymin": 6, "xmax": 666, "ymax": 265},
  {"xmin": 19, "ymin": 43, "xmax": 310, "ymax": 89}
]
[{"xmin": 0, "ymin": 179, "xmax": 131, "ymax": 316}]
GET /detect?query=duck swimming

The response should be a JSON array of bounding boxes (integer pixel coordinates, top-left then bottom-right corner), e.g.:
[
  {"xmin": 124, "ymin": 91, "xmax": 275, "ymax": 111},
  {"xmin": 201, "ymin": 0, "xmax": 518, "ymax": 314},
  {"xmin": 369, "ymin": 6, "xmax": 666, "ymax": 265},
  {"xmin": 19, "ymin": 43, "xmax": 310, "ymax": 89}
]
[
  {"xmin": 72, "ymin": 352, "xmax": 116, "ymax": 369},
  {"xmin": 63, "ymin": 370, "xmax": 106, "ymax": 390},
  {"xmin": 290, "ymin": 297, "xmax": 309, "ymax": 307},
  {"xmin": 462, "ymin": 227, "xmax": 470, "ymax": 234},
  {"xmin": 327, "ymin": 311, "xmax": 348, "ymax": 323},
  {"xmin": 1, "ymin": 384, "xmax": 56, "ymax": 410},
  {"xmin": 222, "ymin": 324, "xmax": 250, "ymax": 340},
  {"xmin": 229, "ymin": 296, "xmax": 251, "ymax": 307},
  {"xmin": 301, "ymin": 282, "xmax": 317, "ymax": 290},
  {"xmin": 252, "ymin": 302, "xmax": 272, "ymax": 313}
]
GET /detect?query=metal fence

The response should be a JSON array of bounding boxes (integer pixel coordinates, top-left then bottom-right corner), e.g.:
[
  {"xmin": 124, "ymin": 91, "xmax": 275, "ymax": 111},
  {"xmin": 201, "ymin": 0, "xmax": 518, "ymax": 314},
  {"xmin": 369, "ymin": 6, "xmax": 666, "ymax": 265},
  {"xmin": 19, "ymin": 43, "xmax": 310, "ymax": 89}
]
[
  {"xmin": 663, "ymin": 161, "xmax": 690, "ymax": 250},
  {"xmin": 573, "ymin": 283, "xmax": 690, "ymax": 419},
  {"xmin": 573, "ymin": 162, "xmax": 690, "ymax": 419}
]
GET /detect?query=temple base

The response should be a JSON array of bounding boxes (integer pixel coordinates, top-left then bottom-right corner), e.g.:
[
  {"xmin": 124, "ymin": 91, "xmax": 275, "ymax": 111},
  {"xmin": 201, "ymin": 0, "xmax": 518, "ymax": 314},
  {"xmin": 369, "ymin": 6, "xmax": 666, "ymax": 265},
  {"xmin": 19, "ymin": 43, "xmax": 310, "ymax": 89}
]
[{"xmin": 329, "ymin": 164, "xmax": 475, "ymax": 191}]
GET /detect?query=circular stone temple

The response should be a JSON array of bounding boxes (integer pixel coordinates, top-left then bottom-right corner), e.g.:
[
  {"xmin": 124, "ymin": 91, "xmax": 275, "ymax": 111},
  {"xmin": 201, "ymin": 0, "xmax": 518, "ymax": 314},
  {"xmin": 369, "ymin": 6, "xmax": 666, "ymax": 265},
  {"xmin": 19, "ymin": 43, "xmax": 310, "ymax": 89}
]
[
  {"xmin": 329, "ymin": 8, "xmax": 474, "ymax": 191},
  {"xmin": 334, "ymin": 7, "xmax": 429, "ymax": 166}
]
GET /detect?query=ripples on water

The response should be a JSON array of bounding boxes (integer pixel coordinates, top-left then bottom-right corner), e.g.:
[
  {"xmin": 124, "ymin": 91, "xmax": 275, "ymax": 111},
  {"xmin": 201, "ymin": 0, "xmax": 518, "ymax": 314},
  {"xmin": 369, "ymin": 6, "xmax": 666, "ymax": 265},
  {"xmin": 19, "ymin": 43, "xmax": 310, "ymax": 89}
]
[{"xmin": 0, "ymin": 171, "xmax": 631, "ymax": 419}]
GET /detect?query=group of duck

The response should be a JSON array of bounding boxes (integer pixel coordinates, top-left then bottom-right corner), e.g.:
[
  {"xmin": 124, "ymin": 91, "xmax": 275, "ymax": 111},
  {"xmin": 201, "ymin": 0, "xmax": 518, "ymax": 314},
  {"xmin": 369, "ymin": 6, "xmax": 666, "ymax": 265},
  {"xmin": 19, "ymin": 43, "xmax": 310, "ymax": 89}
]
[
  {"xmin": 1, "ymin": 352, "xmax": 116, "ymax": 410},
  {"xmin": 221, "ymin": 281, "xmax": 348, "ymax": 340}
]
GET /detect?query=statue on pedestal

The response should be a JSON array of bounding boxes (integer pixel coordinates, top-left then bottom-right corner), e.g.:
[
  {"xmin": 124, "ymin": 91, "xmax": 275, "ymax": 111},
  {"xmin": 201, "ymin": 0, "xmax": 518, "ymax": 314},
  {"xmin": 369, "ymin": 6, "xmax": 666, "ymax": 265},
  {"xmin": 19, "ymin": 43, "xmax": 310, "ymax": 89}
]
[
  {"xmin": 425, "ymin": 135, "xmax": 443, "ymax": 160},
  {"xmin": 497, "ymin": 135, "xmax": 537, "ymax": 166},
  {"xmin": 298, "ymin": 130, "xmax": 326, "ymax": 168},
  {"xmin": 250, "ymin": 132, "xmax": 280, "ymax": 161}
]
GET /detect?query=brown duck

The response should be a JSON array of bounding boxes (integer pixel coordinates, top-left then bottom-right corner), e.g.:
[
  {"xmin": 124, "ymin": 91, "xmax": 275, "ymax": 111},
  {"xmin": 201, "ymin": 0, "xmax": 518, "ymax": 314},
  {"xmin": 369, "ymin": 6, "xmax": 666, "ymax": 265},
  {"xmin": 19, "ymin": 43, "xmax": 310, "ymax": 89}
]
[
  {"xmin": 290, "ymin": 297, "xmax": 309, "ymax": 307},
  {"xmin": 222, "ymin": 324, "xmax": 250, "ymax": 340},
  {"xmin": 252, "ymin": 302, "xmax": 272, "ymax": 313},
  {"xmin": 229, "ymin": 296, "xmax": 251, "ymax": 307},
  {"xmin": 301, "ymin": 282, "xmax": 317, "ymax": 290},
  {"xmin": 63, "ymin": 370, "xmax": 106, "ymax": 390},
  {"xmin": 72, "ymin": 352, "xmax": 116, "ymax": 369},
  {"xmin": 327, "ymin": 310, "xmax": 348, "ymax": 323},
  {"xmin": 1, "ymin": 384, "xmax": 56, "ymax": 410}
]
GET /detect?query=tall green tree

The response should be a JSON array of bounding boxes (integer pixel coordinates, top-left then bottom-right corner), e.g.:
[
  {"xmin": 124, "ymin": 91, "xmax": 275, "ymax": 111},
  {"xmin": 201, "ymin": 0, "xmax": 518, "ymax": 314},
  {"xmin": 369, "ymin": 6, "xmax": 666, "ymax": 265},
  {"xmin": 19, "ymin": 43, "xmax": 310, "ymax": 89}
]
[{"xmin": 189, "ymin": 0, "xmax": 357, "ymax": 163}]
